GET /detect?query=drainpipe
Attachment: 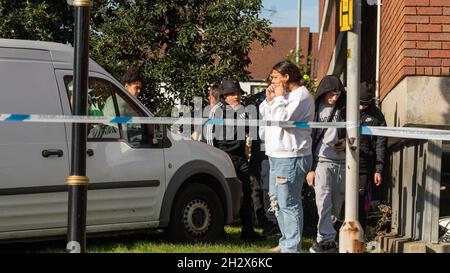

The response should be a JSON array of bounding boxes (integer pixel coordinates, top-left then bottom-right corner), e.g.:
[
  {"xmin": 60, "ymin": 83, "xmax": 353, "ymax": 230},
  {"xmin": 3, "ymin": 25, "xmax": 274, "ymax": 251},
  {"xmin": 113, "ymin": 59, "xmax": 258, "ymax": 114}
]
[
  {"xmin": 375, "ymin": 0, "xmax": 382, "ymax": 108},
  {"xmin": 296, "ymin": 0, "xmax": 302, "ymax": 63}
]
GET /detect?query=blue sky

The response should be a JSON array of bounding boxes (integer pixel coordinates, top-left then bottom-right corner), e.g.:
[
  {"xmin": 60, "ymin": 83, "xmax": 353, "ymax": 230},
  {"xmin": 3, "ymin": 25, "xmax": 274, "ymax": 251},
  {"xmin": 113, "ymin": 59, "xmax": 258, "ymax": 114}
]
[{"xmin": 261, "ymin": 0, "xmax": 319, "ymax": 32}]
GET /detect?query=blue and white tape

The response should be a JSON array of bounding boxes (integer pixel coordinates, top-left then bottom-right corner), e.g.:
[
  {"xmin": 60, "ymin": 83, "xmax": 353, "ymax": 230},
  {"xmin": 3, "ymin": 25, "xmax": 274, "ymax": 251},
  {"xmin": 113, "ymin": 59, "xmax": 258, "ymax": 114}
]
[
  {"xmin": 361, "ymin": 126, "xmax": 450, "ymax": 141},
  {"xmin": 1, "ymin": 113, "xmax": 450, "ymax": 141},
  {"xmin": 0, "ymin": 113, "xmax": 345, "ymax": 129}
]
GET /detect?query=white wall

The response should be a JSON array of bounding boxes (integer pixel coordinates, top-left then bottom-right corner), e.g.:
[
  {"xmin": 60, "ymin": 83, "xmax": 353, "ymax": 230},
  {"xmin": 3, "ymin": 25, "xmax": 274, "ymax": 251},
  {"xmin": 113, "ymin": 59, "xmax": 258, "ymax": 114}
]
[{"xmin": 240, "ymin": 81, "xmax": 268, "ymax": 95}]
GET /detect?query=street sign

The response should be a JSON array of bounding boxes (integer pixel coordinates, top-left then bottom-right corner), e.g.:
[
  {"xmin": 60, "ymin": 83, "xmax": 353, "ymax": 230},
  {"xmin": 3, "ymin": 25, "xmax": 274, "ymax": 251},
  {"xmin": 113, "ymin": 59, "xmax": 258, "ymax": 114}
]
[{"xmin": 340, "ymin": 0, "xmax": 353, "ymax": 32}]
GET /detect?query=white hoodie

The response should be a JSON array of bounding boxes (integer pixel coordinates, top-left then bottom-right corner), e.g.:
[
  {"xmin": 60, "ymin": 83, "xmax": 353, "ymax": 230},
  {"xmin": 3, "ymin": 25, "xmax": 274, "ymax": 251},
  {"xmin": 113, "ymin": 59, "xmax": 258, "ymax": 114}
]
[{"xmin": 259, "ymin": 86, "xmax": 314, "ymax": 158}]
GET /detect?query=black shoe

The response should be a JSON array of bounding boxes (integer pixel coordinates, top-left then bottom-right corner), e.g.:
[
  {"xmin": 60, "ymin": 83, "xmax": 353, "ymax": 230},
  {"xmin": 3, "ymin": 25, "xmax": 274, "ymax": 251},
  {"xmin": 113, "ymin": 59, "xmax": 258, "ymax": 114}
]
[
  {"xmin": 241, "ymin": 229, "xmax": 266, "ymax": 242},
  {"xmin": 309, "ymin": 240, "xmax": 337, "ymax": 253},
  {"xmin": 262, "ymin": 222, "xmax": 279, "ymax": 236}
]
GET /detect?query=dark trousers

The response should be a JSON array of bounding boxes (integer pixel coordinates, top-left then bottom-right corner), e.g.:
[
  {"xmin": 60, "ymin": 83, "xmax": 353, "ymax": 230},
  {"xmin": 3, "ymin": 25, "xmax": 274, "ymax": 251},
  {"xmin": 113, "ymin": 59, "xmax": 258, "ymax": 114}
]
[
  {"xmin": 250, "ymin": 174, "xmax": 267, "ymax": 228},
  {"xmin": 232, "ymin": 156, "xmax": 255, "ymax": 232},
  {"xmin": 251, "ymin": 158, "xmax": 275, "ymax": 228},
  {"xmin": 358, "ymin": 173, "xmax": 371, "ymax": 233}
]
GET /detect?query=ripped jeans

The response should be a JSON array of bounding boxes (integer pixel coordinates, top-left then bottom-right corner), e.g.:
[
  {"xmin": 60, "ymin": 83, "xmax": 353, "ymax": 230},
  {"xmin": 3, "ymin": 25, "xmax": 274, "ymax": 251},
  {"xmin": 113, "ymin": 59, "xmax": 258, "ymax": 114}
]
[{"xmin": 268, "ymin": 155, "xmax": 312, "ymax": 253}]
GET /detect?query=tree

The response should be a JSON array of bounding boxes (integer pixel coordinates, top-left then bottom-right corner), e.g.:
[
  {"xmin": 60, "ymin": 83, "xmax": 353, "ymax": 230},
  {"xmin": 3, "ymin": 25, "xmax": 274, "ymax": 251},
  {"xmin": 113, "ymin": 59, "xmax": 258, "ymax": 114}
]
[
  {"xmin": 0, "ymin": 1, "xmax": 272, "ymax": 115},
  {"xmin": 91, "ymin": 0, "xmax": 273, "ymax": 115},
  {"xmin": 0, "ymin": 1, "xmax": 73, "ymax": 42},
  {"xmin": 285, "ymin": 49, "xmax": 317, "ymax": 94}
]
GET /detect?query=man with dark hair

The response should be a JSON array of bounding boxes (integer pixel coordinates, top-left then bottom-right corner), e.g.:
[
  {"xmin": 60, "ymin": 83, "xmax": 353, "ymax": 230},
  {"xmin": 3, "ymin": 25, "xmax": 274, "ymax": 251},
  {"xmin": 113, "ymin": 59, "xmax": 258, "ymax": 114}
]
[
  {"xmin": 191, "ymin": 84, "xmax": 223, "ymax": 141},
  {"xmin": 358, "ymin": 82, "xmax": 387, "ymax": 234},
  {"xmin": 103, "ymin": 67, "xmax": 142, "ymax": 117},
  {"xmin": 121, "ymin": 67, "xmax": 143, "ymax": 98},
  {"xmin": 203, "ymin": 84, "xmax": 224, "ymax": 144},
  {"xmin": 89, "ymin": 67, "xmax": 143, "ymax": 138}
]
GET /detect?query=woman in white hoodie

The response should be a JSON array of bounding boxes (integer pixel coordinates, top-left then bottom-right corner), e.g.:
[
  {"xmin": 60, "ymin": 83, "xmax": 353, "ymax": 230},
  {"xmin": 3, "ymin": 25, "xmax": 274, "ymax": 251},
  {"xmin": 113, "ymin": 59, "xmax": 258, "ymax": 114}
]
[{"xmin": 260, "ymin": 61, "xmax": 314, "ymax": 253}]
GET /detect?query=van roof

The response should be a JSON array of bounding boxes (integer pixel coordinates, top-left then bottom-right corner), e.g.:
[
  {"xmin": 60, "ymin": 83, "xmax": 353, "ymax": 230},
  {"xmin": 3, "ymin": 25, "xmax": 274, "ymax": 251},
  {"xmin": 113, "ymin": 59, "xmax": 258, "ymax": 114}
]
[
  {"xmin": 0, "ymin": 39, "xmax": 155, "ymax": 117},
  {"xmin": 0, "ymin": 38, "xmax": 108, "ymax": 74},
  {"xmin": 0, "ymin": 38, "xmax": 74, "ymax": 52}
]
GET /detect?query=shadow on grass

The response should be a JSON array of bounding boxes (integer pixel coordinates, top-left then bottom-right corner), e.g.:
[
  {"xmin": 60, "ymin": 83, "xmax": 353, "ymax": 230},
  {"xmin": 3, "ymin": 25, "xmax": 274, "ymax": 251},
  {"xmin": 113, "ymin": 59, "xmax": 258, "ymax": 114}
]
[{"xmin": 0, "ymin": 223, "xmax": 313, "ymax": 253}]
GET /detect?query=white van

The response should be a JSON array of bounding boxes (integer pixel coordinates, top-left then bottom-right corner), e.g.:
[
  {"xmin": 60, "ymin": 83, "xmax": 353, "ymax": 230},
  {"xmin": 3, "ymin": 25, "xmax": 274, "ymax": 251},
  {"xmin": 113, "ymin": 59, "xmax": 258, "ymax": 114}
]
[{"xmin": 0, "ymin": 39, "xmax": 241, "ymax": 242}]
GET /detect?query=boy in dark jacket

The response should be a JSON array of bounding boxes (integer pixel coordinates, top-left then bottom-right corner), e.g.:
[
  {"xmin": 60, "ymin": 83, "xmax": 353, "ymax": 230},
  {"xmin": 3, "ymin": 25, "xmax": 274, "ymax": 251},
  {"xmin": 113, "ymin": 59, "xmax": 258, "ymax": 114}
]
[
  {"xmin": 358, "ymin": 82, "xmax": 387, "ymax": 234},
  {"xmin": 307, "ymin": 75, "xmax": 346, "ymax": 253}
]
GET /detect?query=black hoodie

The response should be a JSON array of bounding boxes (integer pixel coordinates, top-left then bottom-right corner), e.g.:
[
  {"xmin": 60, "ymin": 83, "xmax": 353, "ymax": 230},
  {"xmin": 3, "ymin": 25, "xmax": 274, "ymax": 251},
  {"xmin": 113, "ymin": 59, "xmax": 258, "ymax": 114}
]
[
  {"xmin": 360, "ymin": 101, "xmax": 387, "ymax": 174},
  {"xmin": 311, "ymin": 75, "xmax": 347, "ymax": 159}
]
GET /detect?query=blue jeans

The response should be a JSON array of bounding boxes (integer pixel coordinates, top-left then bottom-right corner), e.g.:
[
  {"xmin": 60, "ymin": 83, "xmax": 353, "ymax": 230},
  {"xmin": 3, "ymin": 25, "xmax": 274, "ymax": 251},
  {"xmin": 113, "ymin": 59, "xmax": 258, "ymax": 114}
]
[{"xmin": 269, "ymin": 155, "xmax": 312, "ymax": 253}]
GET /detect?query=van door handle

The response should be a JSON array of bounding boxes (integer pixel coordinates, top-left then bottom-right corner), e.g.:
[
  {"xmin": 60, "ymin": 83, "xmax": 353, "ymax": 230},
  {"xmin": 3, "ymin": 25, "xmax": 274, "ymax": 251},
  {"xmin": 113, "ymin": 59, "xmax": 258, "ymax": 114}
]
[
  {"xmin": 87, "ymin": 149, "xmax": 94, "ymax": 157},
  {"xmin": 42, "ymin": 149, "xmax": 64, "ymax": 158}
]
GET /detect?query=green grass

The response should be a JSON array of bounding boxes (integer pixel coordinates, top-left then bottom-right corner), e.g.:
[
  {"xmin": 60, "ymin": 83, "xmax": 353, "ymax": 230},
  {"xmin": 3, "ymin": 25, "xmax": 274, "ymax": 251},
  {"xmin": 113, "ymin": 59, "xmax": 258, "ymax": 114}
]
[{"xmin": 0, "ymin": 225, "xmax": 314, "ymax": 253}]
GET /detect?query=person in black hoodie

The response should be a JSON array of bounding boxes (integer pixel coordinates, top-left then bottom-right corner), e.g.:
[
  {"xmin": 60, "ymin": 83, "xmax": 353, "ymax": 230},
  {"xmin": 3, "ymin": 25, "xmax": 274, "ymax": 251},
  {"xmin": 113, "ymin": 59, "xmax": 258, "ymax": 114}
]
[
  {"xmin": 306, "ymin": 75, "xmax": 346, "ymax": 253},
  {"xmin": 358, "ymin": 82, "xmax": 387, "ymax": 234}
]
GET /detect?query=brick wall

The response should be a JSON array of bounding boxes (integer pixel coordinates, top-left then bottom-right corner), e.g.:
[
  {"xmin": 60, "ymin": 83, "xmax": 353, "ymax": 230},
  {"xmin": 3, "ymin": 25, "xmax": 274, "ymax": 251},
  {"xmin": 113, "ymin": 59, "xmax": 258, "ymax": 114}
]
[
  {"xmin": 317, "ymin": 0, "xmax": 338, "ymax": 80},
  {"xmin": 380, "ymin": 0, "xmax": 450, "ymax": 100},
  {"xmin": 248, "ymin": 27, "xmax": 314, "ymax": 80},
  {"xmin": 300, "ymin": 28, "xmax": 311, "ymax": 66},
  {"xmin": 310, "ymin": 33, "xmax": 320, "ymax": 78}
]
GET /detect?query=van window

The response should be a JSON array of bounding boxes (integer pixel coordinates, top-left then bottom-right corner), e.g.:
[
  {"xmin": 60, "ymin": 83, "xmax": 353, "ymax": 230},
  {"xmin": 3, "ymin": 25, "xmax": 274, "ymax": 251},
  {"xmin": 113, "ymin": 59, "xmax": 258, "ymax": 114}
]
[{"xmin": 64, "ymin": 76, "xmax": 155, "ymax": 146}]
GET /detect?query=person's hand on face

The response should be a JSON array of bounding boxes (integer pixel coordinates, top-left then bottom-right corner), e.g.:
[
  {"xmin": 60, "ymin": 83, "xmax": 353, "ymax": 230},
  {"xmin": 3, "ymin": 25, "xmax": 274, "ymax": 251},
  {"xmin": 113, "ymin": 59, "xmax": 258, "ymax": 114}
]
[
  {"xmin": 265, "ymin": 84, "xmax": 276, "ymax": 102},
  {"xmin": 274, "ymin": 82, "xmax": 287, "ymax": 97},
  {"xmin": 270, "ymin": 70, "xmax": 288, "ymax": 97}
]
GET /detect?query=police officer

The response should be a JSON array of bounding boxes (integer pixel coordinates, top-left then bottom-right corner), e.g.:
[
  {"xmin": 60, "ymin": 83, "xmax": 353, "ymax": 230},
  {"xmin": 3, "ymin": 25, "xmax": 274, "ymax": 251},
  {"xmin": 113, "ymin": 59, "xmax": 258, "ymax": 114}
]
[
  {"xmin": 359, "ymin": 82, "xmax": 387, "ymax": 234},
  {"xmin": 211, "ymin": 78, "xmax": 265, "ymax": 242}
]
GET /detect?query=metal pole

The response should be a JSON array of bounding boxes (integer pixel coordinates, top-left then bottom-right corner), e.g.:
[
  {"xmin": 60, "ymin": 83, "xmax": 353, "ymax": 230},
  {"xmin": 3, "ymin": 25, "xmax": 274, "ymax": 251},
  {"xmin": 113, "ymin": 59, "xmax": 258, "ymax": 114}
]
[
  {"xmin": 339, "ymin": 0, "xmax": 364, "ymax": 253},
  {"xmin": 296, "ymin": 0, "xmax": 302, "ymax": 63},
  {"xmin": 375, "ymin": 0, "xmax": 382, "ymax": 108},
  {"xmin": 66, "ymin": 0, "xmax": 92, "ymax": 253}
]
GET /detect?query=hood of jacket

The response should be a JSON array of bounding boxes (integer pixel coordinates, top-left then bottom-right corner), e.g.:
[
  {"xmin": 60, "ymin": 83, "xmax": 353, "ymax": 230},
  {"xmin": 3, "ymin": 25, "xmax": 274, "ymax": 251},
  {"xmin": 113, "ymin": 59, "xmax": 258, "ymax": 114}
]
[{"xmin": 314, "ymin": 75, "xmax": 346, "ymax": 106}]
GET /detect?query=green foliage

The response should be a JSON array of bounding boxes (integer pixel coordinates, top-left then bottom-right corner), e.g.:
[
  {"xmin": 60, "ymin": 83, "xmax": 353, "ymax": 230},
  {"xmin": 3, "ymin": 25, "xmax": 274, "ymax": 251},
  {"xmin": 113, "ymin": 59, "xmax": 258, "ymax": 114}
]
[
  {"xmin": 0, "ymin": 1, "xmax": 73, "ymax": 42},
  {"xmin": 1, "ymin": 1, "xmax": 273, "ymax": 115},
  {"xmin": 94, "ymin": 0, "xmax": 273, "ymax": 115},
  {"xmin": 284, "ymin": 49, "xmax": 317, "ymax": 94}
]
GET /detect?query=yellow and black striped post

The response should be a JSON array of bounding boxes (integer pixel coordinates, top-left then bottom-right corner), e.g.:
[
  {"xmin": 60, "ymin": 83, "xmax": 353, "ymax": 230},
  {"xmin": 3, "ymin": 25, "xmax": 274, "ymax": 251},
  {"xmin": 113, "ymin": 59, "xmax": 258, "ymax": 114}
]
[{"xmin": 66, "ymin": 0, "xmax": 92, "ymax": 253}]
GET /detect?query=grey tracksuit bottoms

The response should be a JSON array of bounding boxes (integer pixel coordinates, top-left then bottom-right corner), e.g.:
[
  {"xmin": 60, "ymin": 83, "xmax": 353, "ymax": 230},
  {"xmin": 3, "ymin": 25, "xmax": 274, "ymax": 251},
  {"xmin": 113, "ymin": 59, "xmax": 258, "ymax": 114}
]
[{"xmin": 314, "ymin": 159, "xmax": 345, "ymax": 243}]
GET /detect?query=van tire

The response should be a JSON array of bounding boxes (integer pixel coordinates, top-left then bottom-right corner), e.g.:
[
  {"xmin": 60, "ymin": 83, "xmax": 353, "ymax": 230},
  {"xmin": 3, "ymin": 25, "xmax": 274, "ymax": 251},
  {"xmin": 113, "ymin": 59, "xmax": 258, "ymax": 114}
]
[{"xmin": 167, "ymin": 183, "xmax": 225, "ymax": 242}]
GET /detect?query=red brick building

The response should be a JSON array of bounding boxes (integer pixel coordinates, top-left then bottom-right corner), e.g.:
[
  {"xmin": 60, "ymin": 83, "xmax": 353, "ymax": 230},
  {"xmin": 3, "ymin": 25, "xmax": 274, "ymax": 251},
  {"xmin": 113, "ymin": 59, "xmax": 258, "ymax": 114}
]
[
  {"xmin": 318, "ymin": 0, "xmax": 450, "ymax": 252},
  {"xmin": 243, "ymin": 27, "xmax": 318, "ymax": 94}
]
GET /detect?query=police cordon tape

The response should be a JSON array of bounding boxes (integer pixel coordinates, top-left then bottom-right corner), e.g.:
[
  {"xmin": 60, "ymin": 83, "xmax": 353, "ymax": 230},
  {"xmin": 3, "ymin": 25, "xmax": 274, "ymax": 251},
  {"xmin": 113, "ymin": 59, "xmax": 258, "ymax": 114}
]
[
  {"xmin": 1, "ymin": 113, "xmax": 450, "ymax": 141},
  {"xmin": 0, "ymin": 113, "xmax": 347, "ymax": 128}
]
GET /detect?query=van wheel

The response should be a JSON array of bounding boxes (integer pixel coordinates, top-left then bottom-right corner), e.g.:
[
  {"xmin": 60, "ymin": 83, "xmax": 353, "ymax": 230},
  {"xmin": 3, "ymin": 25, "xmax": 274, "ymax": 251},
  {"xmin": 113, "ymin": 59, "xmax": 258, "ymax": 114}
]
[{"xmin": 168, "ymin": 183, "xmax": 224, "ymax": 242}]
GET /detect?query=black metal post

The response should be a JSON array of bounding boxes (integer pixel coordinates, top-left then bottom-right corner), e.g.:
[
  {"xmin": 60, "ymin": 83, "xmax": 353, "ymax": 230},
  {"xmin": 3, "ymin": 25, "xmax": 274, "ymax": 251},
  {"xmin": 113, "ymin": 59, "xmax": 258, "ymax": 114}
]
[{"xmin": 66, "ymin": 0, "xmax": 92, "ymax": 253}]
